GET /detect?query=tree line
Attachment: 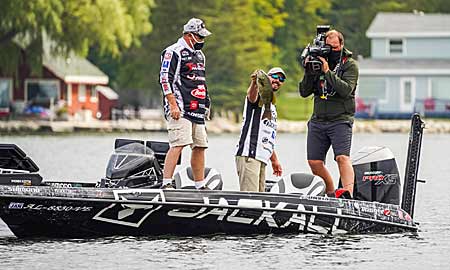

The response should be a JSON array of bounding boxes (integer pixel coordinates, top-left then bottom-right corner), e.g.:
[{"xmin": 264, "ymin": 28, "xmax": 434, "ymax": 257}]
[{"xmin": 1, "ymin": 0, "xmax": 449, "ymax": 115}]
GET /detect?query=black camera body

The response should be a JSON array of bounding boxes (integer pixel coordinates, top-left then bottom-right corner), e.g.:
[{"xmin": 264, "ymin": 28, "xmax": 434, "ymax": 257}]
[{"xmin": 301, "ymin": 25, "xmax": 332, "ymax": 75}]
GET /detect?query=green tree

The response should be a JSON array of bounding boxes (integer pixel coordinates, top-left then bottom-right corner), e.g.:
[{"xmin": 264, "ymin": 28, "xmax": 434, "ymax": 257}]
[
  {"xmin": 327, "ymin": 0, "xmax": 404, "ymax": 57},
  {"xmin": 98, "ymin": 0, "xmax": 286, "ymax": 112},
  {"xmin": 273, "ymin": 0, "xmax": 331, "ymax": 91},
  {"xmin": 206, "ymin": 0, "xmax": 286, "ymax": 112},
  {"xmin": 97, "ymin": 0, "xmax": 218, "ymax": 106},
  {"xmin": 271, "ymin": 0, "xmax": 330, "ymax": 120},
  {"xmin": 0, "ymin": 0, "xmax": 154, "ymax": 74}
]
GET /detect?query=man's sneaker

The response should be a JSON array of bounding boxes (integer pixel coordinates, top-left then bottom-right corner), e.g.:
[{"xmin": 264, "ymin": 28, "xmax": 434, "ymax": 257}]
[
  {"xmin": 161, "ymin": 183, "xmax": 175, "ymax": 190},
  {"xmin": 335, "ymin": 188, "xmax": 352, "ymax": 199},
  {"xmin": 198, "ymin": 185, "xmax": 210, "ymax": 190}
]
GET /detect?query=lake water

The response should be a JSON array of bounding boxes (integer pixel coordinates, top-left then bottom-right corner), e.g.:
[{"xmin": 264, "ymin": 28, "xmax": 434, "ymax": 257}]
[{"xmin": 0, "ymin": 132, "xmax": 449, "ymax": 269}]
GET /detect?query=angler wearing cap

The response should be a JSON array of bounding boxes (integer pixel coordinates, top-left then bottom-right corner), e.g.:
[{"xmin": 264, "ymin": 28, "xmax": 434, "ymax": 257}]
[
  {"xmin": 159, "ymin": 18, "xmax": 212, "ymax": 190},
  {"xmin": 235, "ymin": 67, "xmax": 287, "ymax": 192}
]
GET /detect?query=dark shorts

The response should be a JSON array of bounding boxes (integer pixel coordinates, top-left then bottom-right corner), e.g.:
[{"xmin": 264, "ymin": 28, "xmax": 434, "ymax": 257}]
[{"xmin": 307, "ymin": 120, "xmax": 353, "ymax": 161}]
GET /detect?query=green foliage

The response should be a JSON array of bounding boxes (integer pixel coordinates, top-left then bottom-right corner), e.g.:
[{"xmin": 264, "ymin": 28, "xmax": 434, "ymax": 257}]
[
  {"xmin": 273, "ymin": 0, "xmax": 331, "ymax": 93},
  {"xmin": 0, "ymin": 0, "xmax": 154, "ymax": 74},
  {"xmin": 206, "ymin": 0, "xmax": 287, "ymax": 112},
  {"xmin": 3, "ymin": 0, "xmax": 450, "ymax": 120}
]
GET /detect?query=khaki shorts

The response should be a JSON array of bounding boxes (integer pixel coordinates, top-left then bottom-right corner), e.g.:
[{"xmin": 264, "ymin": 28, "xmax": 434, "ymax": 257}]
[
  {"xmin": 235, "ymin": 156, "xmax": 266, "ymax": 192},
  {"xmin": 167, "ymin": 117, "xmax": 208, "ymax": 148}
]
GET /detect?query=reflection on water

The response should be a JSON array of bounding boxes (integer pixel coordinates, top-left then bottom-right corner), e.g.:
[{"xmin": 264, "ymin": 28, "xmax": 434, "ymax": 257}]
[{"xmin": 0, "ymin": 133, "xmax": 450, "ymax": 269}]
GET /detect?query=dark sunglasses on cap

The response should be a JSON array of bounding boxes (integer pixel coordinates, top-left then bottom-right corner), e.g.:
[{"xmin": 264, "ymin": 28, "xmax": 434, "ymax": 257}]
[{"xmin": 270, "ymin": 73, "xmax": 286, "ymax": 82}]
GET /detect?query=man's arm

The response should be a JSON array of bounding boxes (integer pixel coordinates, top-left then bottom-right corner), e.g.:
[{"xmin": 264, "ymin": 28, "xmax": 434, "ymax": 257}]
[
  {"xmin": 324, "ymin": 60, "xmax": 359, "ymax": 98},
  {"xmin": 298, "ymin": 73, "xmax": 317, "ymax": 98},
  {"xmin": 247, "ymin": 70, "xmax": 259, "ymax": 103},
  {"xmin": 270, "ymin": 151, "xmax": 282, "ymax": 177},
  {"xmin": 159, "ymin": 50, "xmax": 181, "ymax": 119}
]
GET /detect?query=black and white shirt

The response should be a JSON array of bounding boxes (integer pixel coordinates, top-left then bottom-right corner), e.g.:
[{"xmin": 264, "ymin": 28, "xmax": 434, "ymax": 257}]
[
  {"xmin": 159, "ymin": 38, "xmax": 210, "ymax": 124},
  {"xmin": 235, "ymin": 97, "xmax": 277, "ymax": 165}
]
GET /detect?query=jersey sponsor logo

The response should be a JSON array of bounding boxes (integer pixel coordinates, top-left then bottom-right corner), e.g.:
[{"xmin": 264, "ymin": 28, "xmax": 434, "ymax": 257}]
[
  {"xmin": 262, "ymin": 118, "xmax": 277, "ymax": 130},
  {"xmin": 181, "ymin": 50, "xmax": 189, "ymax": 57},
  {"xmin": 160, "ymin": 72, "xmax": 169, "ymax": 83},
  {"xmin": 162, "ymin": 60, "xmax": 170, "ymax": 68},
  {"xmin": 190, "ymin": 100, "xmax": 199, "ymax": 110},
  {"xmin": 191, "ymin": 85, "xmax": 206, "ymax": 99},
  {"xmin": 164, "ymin": 52, "xmax": 172, "ymax": 59},
  {"xmin": 186, "ymin": 62, "xmax": 205, "ymax": 71},
  {"xmin": 186, "ymin": 111, "xmax": 205, "ymax": 119},
  {"xmin": 187, "ymin": 74, "xmax": 206, "ymax": 81}
]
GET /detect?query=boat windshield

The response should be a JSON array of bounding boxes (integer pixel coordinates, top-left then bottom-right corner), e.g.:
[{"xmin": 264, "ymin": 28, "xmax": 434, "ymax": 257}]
[{"xmin": 114, "ymin": 142, "xmax": 155, "ymax": 157}]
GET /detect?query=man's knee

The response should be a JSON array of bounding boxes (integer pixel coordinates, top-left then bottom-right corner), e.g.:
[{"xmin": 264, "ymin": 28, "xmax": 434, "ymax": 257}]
[
  {"xmin": 169, "ymin": 146, "xmax": 184, "ymax": 155},
  {"xmin": 336, "ymin": 155, "xmax": 351, "ymax": 165},
  {"xmin": 308, "ymin": 160, "xmax": 325, "ymax": 170}
]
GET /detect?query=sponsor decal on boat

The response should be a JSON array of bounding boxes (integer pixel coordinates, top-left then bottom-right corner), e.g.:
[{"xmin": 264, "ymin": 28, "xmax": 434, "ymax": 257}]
[
  {"xmin": 92, "ymin": 190, "xmax": 345, "ymax": 233},
  {"xmin": 10, "ymin": 179, "xmax": 32, "ymax": 186},
  {"xmin": 8, "ymin": 202, "xmax": 92, "ymax": 212},
  {"xmin": 362, "ymin": 171, "xmax": 398, "ymax": 185}
]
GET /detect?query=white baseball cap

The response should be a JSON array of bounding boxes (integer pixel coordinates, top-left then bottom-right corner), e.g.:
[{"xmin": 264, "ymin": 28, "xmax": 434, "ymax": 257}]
[
  {"xmin": 267, "ymin": 67, "xmax": 286, "ymax": 78},
  {"xmin": 183, "ymin": 18, "xmax": 212, "ymax": 37}
]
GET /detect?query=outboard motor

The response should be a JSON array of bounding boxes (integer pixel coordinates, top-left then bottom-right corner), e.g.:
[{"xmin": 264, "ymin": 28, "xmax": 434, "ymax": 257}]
[
  {"xmin": 268, "ymin": 173, "xmax": 326, "ymax": 196},
  {"xmin": 174, "ymin": 167, "xmax": 223, "ymax": 190},
  {"xmin": 351, "ymin": 146, "xmax": 401, "ymax": 204},
  {"xmin": 99, "ymin": 139, "xmax": 164, "ymax": 188}
]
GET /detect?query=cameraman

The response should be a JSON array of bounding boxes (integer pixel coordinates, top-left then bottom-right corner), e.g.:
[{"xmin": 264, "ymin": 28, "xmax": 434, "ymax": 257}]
[{"xmin": 298, "ymin": 30, "xmax": 359, "ymax": 198}]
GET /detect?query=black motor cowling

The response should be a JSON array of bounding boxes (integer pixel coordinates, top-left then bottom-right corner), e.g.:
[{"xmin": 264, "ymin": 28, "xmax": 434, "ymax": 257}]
[
  {"xmin": 99, "ymin": 140, "xmax": 162, "ymax": 188},
  {"xmin": 351, "ymin": 146, "xmax": 401, "ymax": 204}
]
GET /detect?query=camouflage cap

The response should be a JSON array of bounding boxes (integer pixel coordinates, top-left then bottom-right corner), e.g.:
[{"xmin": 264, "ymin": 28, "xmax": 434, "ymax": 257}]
[{"xmin": 183, "ymin": 18, "xmax": 212, "ymax": 37}]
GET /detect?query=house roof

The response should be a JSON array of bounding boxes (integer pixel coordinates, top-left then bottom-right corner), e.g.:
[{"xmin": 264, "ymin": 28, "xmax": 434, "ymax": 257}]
[
  {"xmin": 96, "ymin": 85, "xmax": 119, "ymax": 100},
  {"xmin": 43, "ymin": 53, "xmax": 109, "ymax": 85},
  {"xmin": 358, "ymin": 58, "xmax": 450, "ymax": 75},
  {"xmin": 367, "ymin": 12, "xmax": 450, "ymax": 38}
]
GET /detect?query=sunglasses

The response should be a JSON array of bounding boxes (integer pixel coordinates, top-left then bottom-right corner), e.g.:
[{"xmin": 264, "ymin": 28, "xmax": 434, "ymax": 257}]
[
  {"xmin": 270, "ymin": 74, "xmax": 286, "ymax": 82},
  {"xmin": 193, "ymin": 33, "xmax": 205, "ymax": 39}
]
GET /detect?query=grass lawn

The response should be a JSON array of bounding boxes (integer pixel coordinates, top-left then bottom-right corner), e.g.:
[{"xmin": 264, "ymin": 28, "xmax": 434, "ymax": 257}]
[{"xmin": 276, "ymin": 92, "xmax": 313, "ymax": 121}]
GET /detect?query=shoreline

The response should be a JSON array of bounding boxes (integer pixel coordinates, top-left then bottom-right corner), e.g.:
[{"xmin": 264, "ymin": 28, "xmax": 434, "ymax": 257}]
[{"xmin": 1, "ymin": 117, "xmax": 450, "ymax": 135}]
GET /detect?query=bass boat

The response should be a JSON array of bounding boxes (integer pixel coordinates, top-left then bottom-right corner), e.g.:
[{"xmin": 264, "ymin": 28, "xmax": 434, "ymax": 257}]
[{"xmin": 0, "ymin": 114, "xmax": 425, "ymax": 238}]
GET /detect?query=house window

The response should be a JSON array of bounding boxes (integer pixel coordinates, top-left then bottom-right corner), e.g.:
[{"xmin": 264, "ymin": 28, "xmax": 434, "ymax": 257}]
[
  {"xmin": 90, "ymin": 86, "xmax": 98, "ymax": 102},
  {"xmin": 400, "ymin": 78, "xmax": 415, "ymax": 112},
  {"xmin": 431, "ymin": 78, "xmax": 450, "ymax": 99},
  {"xmin": 78, "ymin": 85, "xmax": 86, "ymax": 102},
  {"xmin": 25, "ymin": 79, "xmax": 59, "ymax": 106},
  {"xmin": 0, "ymin": 79, "xmax": 12, "ymax": 109},
  {"xmin": 389, "ymin": 39, "xmax": 403, "ymax": 55},
  {"xmin": 357, "ymin": 77, "xmax": 387, "ymax": 103},
  {"xmin": 403, "ymin": 81, "xmax": 412, "ymax": 104}
]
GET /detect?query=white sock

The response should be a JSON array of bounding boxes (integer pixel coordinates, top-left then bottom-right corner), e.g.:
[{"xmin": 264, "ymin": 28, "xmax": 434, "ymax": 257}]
[
  {"xmin": 195, "ymin": 179, "xmax": 207, "ymax": 189},
  {"xmin": 162, "ymin": 179, "xmax": 172, "ymax": 186}
]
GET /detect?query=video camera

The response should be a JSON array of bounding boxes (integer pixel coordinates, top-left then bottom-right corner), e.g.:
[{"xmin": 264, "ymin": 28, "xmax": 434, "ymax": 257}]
[{"xmin": 300, "ymin": 25, "xmax": 332, "ymax": 75}]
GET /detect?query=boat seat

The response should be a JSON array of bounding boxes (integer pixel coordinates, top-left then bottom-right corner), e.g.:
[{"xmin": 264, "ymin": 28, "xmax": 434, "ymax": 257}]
[
  {"xmin": 173, "ymin": 167, "xmax": 223, "ymax": 190},
  {"xmin": 269, "ymin": 173, "xmax": 326, "ymax": 196}
]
